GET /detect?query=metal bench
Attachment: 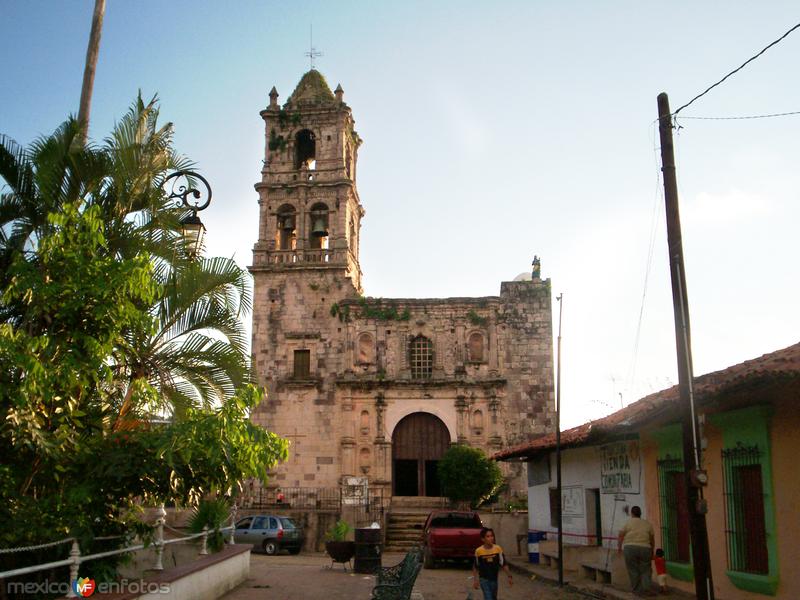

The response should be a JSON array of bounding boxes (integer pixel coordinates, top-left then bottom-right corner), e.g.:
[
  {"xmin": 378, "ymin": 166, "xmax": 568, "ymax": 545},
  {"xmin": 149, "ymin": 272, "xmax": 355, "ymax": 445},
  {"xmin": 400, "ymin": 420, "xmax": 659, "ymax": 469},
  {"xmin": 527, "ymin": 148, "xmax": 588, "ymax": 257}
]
[
  {"xmin": 371, "ymin": 562, "xmax": 422, "ymax": 600},
  {"xmin": 375, "ymin": 547, "xmax": 422, "ymax": 585}
]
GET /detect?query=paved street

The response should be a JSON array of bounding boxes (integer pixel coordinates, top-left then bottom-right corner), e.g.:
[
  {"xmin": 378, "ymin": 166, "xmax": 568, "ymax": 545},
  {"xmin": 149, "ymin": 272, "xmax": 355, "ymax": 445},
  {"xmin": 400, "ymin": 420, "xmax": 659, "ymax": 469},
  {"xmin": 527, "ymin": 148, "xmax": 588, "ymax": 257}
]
[{"xmin": 223, "ymin": 552, "xmax": 583, "ymax": 600}]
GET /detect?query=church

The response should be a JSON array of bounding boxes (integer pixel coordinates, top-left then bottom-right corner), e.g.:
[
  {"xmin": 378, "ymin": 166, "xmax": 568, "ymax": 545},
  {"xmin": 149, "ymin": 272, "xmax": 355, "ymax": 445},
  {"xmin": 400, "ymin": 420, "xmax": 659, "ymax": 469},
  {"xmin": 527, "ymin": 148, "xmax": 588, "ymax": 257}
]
[{"xmin": 248, "ymin": 70, "xmax": 555, "ymax": 502}]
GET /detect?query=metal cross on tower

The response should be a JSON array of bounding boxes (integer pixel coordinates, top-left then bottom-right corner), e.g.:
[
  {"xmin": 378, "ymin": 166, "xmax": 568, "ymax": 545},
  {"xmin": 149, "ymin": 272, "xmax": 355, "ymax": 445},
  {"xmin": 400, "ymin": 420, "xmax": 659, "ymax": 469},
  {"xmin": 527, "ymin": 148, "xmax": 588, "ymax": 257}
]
[{"xmin": 305, "ymin": 25, "xmax": 322, "ymax": 70}]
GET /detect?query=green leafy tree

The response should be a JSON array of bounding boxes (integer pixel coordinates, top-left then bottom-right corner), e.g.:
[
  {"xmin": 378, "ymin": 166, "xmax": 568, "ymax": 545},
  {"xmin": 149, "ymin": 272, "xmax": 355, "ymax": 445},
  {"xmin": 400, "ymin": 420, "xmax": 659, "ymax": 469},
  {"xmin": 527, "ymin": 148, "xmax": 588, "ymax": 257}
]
[
  {"xmin": 438, "ymin": 445, "xmax": 504, "ymax": 508},
  {"xmin": 0, "ymin": 100, "xmax": 287, "ymax": 564}
]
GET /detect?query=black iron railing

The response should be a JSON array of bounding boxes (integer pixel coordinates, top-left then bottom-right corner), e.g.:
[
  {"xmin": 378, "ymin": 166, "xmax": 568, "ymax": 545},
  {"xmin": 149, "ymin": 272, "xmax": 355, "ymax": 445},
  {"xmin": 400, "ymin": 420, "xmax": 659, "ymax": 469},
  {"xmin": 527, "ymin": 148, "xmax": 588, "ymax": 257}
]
[{"xmin": 251, "ymin": 486, "xmax": 389, "ymax": 523}]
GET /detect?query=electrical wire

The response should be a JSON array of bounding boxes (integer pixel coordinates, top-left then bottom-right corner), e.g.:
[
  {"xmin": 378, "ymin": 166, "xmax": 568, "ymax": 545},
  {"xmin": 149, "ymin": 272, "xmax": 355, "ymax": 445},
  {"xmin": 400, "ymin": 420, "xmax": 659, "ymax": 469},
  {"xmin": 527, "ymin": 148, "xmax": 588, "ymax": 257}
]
[
  {"xmin": 626, "ymin": 121, "xmax": 664, "ymax": 405},
  {"xmin": 673, "ymin": 22, "xmax": 800, "ymax": 115},
  {"xmin": 677, "ymin": 110, "xmax": 800, "ymax": 121}
]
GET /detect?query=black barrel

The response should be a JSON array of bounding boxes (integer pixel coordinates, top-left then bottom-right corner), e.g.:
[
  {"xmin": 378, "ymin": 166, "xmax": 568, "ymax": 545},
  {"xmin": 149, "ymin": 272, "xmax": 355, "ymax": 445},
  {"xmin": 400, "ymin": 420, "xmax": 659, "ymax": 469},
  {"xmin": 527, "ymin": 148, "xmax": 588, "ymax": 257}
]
[{"xmin": 354, "ymin": 527, "xmax": 383, "ymax": 574}]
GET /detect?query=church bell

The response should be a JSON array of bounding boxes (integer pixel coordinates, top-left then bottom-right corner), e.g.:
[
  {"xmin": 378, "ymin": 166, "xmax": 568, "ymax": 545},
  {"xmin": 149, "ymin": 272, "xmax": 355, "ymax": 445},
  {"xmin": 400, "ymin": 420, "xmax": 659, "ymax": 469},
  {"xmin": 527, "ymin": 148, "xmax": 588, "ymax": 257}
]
[
  {"xmin": 311, "ymin": 217, "xmax": 328, "ymax": 237},
  {"xmin": 280, "ymin": 215, "xmax": 295, "ymax": 230}
]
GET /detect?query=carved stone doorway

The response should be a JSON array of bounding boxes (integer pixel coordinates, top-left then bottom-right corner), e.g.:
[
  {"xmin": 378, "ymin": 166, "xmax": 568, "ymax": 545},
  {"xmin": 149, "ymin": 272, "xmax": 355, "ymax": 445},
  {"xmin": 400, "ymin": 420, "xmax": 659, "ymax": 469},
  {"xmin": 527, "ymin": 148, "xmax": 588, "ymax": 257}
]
[{"xmin": 392, "ymin": 412, "xmax": 450, "ymax": 496}]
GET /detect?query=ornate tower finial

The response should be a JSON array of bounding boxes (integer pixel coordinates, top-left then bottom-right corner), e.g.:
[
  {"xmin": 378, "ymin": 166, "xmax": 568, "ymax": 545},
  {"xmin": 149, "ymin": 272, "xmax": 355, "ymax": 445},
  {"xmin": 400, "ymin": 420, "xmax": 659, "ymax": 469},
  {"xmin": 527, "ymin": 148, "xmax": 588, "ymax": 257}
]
[
  {"xmin": 334, "ymin": 83, "xmax": 343, "ymax": 103},
  {"xmin": 269, "ymin": 86, "xmax": 279, "ymax": 109}
]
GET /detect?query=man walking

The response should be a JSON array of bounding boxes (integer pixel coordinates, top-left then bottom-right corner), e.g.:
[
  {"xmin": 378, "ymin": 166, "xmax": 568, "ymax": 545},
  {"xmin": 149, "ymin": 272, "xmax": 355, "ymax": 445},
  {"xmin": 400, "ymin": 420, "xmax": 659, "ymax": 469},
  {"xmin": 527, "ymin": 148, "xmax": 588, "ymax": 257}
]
[{"xmin": 618, "ymin": 505, "xmax": 655, "ymax": 597}]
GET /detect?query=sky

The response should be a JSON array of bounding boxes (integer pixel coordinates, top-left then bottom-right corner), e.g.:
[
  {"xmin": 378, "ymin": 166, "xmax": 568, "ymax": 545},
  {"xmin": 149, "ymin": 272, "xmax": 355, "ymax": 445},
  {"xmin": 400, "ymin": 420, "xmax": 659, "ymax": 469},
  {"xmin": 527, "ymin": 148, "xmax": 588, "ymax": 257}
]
[{"xmin": 2, "ymin": 1, "xmax": 799, "ymax": 428}]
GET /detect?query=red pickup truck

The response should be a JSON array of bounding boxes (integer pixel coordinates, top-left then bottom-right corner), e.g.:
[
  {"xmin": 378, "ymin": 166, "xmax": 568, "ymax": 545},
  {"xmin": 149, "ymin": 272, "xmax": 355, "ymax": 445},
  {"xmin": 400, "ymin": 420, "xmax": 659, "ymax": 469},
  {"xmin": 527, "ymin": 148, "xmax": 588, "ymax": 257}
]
[{"xmin": 421, "ymin": 510, "xmax": 484, "ymax": 568}]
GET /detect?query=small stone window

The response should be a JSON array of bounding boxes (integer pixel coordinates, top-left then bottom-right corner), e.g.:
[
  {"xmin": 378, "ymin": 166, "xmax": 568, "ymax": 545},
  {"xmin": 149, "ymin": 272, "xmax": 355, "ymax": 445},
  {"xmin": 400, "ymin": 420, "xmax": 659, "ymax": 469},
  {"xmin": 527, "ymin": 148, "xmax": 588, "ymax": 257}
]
[
  {"xmin": 467, "ymin": 332, "xmax": 485, "ymax": 362},
  {"xmin": 293, "ymin": 349, "xmax": 310, "ymax": 378},
  {"xmin": 276, "ymin": 204, "xmax": 297, "ymax": 251},
  {"xmin": 294, "ymin": 129, "xmax": 316, "ymax": 170},
  {"xmin": 409, "ymin": 335, "xmax": 433, "ymax": 379},
  {"xmin": 357, "ymin": 332, "xmax": 375, "ymax": 364}
]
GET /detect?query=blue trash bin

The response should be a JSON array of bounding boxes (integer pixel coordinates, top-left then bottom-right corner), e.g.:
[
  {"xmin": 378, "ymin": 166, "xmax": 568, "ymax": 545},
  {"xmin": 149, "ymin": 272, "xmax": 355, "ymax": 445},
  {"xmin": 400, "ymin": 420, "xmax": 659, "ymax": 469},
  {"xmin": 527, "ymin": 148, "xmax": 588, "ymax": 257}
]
[{"xmin": 527, "ymin": 530, "xmax": 546, "ymax": 564}]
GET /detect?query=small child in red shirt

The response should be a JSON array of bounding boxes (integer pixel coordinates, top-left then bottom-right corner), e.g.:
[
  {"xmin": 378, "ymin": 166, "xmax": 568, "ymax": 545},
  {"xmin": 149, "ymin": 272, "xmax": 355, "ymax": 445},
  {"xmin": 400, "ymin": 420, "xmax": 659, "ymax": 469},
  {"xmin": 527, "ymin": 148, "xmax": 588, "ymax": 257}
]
[{"xmin": 654, "ymin": 548, "xmax": 667, "ymax": 594}]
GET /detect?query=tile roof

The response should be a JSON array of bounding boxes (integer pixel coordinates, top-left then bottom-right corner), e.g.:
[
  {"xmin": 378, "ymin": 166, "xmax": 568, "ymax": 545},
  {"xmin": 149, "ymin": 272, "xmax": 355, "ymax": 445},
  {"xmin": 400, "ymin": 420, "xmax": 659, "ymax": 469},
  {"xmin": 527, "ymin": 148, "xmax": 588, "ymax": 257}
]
[{"xmin": 494, "ymin": 341, "xmax": 800, "ymax": 461}]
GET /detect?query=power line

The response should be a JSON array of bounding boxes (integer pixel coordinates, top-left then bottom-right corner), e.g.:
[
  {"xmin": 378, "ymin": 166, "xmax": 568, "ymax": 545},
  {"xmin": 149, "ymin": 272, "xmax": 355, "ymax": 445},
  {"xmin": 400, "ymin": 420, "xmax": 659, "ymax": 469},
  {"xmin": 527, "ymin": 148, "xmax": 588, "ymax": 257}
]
[
  {"xmin": 673, "ymin": 22, "xmax": 800, "ymax": 116},
  {"xmin": 677, "ymin": 110, "xmax": 800, "ymax": 121},
  {"xmin": 626, "ymin": 121, "xmax": 664, "ymax": 403}
]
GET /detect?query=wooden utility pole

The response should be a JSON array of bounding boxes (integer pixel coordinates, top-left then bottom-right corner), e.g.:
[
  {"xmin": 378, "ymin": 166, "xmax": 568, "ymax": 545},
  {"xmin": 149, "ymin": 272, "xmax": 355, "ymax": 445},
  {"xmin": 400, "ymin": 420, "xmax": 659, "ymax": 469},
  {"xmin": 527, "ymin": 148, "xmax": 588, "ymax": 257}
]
[
  {"xmin": 656, "ymin": 92, "xmax": 714, "ymax": 600},
  {"xmin": 77, "ymin": 0, "xmax": 106, "ymax": 144}
]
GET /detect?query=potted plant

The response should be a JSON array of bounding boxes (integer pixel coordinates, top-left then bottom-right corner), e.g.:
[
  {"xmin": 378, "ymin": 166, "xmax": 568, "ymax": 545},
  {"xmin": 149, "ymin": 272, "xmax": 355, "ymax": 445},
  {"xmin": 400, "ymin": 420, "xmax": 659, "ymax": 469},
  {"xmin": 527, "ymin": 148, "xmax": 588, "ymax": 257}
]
[{"xmin": 324, "ymin": 520, "xmax": 355, "ymax": 564}]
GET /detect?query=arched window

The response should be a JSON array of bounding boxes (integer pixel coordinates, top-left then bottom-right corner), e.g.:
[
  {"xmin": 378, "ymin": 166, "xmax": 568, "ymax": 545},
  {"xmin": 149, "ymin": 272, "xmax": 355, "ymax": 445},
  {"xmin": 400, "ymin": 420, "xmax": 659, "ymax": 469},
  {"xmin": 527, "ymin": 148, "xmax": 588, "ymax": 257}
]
[
  {"xmin": 275, "ymin": 204, "xmax": 296, "ymax": 250},
  {"xmin": 467, "ymin": 332, "xmax": 485, "ymax": 362},
  {"xmin": 294, "ymin": 129, "xmax": 316, "ymax": 170},
  {"xmin": 357, "ymin": 332, "xmax": 374, "ymax": 364},
  {"xmin": 308, "ymin": 202, "xmax": 329, "ymax": 249},
  {"xmin": 409, "ymin": 335, "xmax": 433, "ymax": 379}
]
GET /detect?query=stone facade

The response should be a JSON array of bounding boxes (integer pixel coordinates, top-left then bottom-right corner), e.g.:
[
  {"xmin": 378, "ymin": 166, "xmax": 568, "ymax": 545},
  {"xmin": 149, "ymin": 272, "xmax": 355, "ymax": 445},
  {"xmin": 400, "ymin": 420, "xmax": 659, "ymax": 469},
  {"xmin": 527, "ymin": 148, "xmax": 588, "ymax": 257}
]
[{"xmin": 249, "ymin": 70, "xmax": 555, "ymax": 498}]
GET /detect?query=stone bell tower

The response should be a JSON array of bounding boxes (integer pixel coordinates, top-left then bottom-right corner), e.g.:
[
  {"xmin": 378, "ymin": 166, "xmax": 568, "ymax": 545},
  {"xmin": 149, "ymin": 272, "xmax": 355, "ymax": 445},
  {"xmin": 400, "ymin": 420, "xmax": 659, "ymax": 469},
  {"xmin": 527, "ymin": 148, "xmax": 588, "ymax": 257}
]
[
  {"xmin": 249, "ymin": 71, "xmax": 367, "ymax": 490},
  {"xmin": 250, "ymin": 70, "xmax": 364, "ymax": 291}
]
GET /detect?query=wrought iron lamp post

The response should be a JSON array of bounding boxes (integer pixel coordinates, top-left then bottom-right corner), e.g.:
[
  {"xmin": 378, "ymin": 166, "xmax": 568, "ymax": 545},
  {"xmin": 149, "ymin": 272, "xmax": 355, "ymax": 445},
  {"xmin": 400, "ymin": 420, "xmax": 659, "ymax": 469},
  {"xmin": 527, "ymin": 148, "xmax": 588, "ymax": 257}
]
[{"xmin": 163, "ymin": 170, "xmax": 213, "ymax": 258}]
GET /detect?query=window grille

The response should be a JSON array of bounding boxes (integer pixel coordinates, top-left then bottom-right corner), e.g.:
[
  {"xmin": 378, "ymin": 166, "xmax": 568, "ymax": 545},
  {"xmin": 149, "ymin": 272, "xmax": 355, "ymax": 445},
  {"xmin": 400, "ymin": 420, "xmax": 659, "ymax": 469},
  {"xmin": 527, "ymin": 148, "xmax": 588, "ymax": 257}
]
[
  {"xmin": 293, "ymin": 349, "xmax": 310, "ymax": 379},
  {"xmin": 656, "ymin": 457, "xmax": 691, "ymax": 562},
  {"xmin": 721, "ymin": 444, "xmax": 769, "ymax": 574},
  {"xmin": 409, "ymin": 336, "xmax": 433, "ymax": 379}
]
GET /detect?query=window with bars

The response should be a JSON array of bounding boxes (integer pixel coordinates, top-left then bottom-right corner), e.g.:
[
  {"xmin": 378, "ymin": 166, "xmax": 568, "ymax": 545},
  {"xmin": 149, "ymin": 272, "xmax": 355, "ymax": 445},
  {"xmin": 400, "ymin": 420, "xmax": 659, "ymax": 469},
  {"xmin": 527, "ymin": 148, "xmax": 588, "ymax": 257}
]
[
  {"xmin": 409, "ymin": 335, "xmax": 433, "ymax": 379},
  {"xmin": 293, "ymin": 349, "xmax": 310, "ymax": 379},
  {"xmin": 656, "ymin": 457, "xmax": 691, "ymax": 563},
  {"xmin": 721, "ymin": 444, "xmax": 769, "ymax": 575}
]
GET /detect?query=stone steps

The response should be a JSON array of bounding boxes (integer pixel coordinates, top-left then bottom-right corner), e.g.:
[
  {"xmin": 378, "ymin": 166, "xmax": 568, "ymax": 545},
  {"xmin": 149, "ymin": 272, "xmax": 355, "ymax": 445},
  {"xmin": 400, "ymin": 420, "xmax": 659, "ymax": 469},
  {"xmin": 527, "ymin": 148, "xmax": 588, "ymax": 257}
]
[{"xmin": 384, "ymin": 508, "xmax": 430, "ymax": 552}]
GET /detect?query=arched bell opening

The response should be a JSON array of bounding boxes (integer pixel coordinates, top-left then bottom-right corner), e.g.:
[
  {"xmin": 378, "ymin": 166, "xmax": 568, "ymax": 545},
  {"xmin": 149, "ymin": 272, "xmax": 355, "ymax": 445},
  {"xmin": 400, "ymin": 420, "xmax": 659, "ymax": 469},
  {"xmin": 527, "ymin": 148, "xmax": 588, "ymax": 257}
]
[
  {"xmin": 308, "ymin": 202, "xmax": 329, "ymax": 249},
  {"xmin": 294, "ymin": 129, "xmax": 316, "ymax": 170},
  {"xmin": 275, "ymin": 204, "xmax": 297, "ymax": 250}
]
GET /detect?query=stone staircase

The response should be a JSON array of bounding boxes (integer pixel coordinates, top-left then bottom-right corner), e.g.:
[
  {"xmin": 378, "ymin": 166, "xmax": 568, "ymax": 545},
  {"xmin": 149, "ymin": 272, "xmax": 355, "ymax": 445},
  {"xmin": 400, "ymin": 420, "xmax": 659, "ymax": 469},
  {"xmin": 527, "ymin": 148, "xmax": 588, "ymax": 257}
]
[{"xmin": 384, "ymin": 497, "xmax": 448, "ymax": 552}]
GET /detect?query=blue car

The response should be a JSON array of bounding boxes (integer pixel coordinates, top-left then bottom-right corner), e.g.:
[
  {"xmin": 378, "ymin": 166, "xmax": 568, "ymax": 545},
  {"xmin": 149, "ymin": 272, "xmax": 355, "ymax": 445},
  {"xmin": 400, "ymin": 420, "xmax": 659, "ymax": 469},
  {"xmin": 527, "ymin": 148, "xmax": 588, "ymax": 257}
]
[{"xmin": 234, "ymin": 515, "xmax": 305, "ymax": 555}]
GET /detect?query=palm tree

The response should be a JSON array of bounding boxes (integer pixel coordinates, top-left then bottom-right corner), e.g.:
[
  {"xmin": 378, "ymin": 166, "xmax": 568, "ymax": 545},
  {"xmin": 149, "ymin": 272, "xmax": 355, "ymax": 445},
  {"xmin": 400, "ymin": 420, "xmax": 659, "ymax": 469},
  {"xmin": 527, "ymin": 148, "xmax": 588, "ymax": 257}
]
[
  {"xmin": 113, "ymin": 255, "xmax": 253, "ymax": 428},
  {"xmin": 1, "ymin": 96, "xmax": 253, "ymax": 428},
  {"xmin": 77, "ymin": 0, "xmax": 107, "ymax": 143}
]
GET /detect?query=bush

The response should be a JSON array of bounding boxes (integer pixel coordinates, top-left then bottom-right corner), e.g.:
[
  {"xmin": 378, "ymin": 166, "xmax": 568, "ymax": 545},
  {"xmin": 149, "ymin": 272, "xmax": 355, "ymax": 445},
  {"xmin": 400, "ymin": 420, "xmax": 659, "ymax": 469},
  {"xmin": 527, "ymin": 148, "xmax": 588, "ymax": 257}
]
[
  {"xmin": 187, "ymin": 498, "xmax": 231, "ymax": 552},
  {"xmin": 438, "ymin": 445, "xmax": 504, "ymax": 508},
  {"xmin": 324, "ymin": 520, "xmax": 352, "ymax": 542}
]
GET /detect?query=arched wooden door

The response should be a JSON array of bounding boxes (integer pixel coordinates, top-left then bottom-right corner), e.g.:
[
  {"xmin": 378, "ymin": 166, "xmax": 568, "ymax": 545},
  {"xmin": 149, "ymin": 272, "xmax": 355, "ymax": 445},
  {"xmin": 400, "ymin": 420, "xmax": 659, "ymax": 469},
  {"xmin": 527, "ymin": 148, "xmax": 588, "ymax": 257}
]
[{"xmin": 392, "ymin": 413, "xmax": 450, "ymax": 497}]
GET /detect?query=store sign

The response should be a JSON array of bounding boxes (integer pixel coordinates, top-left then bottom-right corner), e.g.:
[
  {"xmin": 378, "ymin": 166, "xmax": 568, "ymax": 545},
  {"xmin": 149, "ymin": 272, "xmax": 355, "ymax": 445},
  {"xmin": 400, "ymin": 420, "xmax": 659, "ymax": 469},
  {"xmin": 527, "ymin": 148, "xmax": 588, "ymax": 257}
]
[{"xmin": 599, "ymin": 440, "xmax": 641, "ymax": 494}]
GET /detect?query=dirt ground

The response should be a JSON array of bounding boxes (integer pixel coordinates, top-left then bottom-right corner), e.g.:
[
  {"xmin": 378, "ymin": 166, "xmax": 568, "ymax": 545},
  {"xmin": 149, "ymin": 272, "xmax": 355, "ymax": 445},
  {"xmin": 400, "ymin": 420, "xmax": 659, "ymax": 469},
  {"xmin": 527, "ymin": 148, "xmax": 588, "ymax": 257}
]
[{"xmin": 222, "ymin": 551, "xmax": 587, "ymax": 600}]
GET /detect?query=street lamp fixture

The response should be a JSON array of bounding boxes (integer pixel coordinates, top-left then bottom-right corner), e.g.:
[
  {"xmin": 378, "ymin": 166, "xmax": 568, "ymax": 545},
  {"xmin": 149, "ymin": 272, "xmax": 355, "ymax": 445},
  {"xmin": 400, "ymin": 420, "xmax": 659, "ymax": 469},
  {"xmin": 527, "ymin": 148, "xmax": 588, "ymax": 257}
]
[
  {"xmin": 163, "ymin": 170, "xmax": 213, "ymax": 259},
  {"xmin": 179, "ymin": 211, "xmax": 206, "ymax": 258}
]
